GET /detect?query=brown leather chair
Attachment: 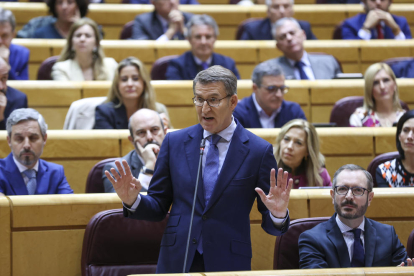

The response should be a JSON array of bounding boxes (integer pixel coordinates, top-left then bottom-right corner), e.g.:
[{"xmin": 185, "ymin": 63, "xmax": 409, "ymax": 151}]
[
  {"xmin": 367, "ymin": 151, "xmax": 399, "ymax": 187},
  {"xmin": 274, "ymin": 217, "xmax": 330, "ymax": 269},
  {"xmin": 150, "ymin": 55, "xmax": 179, "ymax": 80},
  {"xmin": 407, "ymin": 228, "xmax": 414, "ymax": 258},
  {"xmin": 235, "ymin": 18, "xmax": 262, "ymax": 40},
  {"xmin": 37, "ymin": 56, "xmax": 60, "ymax": 80},
  {"xmin": 85, "ymin": 158, "xmax": 118, "ymax": 193},
  {"xmin": 81, "ymin": 209, "xmax": 168, "ymax": 276},
  {"xmin": 120, "ymin": 21, "xmax": 134, "ymax": 39}
]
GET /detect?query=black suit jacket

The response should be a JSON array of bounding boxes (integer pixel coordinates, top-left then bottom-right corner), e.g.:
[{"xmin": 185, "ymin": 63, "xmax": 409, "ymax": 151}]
[
  {"xmin": 1, "ymin": 86, "xmax": 28, "ymax": 130},
  {"xmin": 94, "ymin": 101, "xmax": 128, "ymax": 129}
]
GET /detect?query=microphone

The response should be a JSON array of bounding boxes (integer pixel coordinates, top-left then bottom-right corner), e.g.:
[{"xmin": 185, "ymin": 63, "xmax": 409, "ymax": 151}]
[{"xmin": 183, "ymin": 138, "xmax": 206, "ymax": 273}]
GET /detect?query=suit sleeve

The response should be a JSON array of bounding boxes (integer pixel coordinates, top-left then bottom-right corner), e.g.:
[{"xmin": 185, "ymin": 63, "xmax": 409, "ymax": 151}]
[
  {"xmin": 375, "ymin": 166, "xmax": 388, "ymax": 187},
  {"xmin": 131, "ymin": 16, "xmax": 151, "ymax": 40},
  {"xmin": 102, "ymin": 162, "xmax": 116, "ymax": 193},
  {"xmin": 230, "ymin": 59, "xmax": 240, "ymax": 79},
  {"xmin": 11, "ymin": 48, "xmax": 29, "ymax": 80},
  {"xmin": 399, "ymin": 17, "xmax": 412, "ymax": 39},
  {"xmin": 299, "ymin": 231, "xmax": 329, "ymax": 269},
  {"xmin": 332, "ymin": 56, "xmax": 342, "ymax": 75},
  {"xmin": 391, "ymin": 226, "xmax": 408, "ymax": 265},
  {"xmin": 94, "ymin": 105, "xmax": 115, "ymax": 129},
  {"xmin": 165, "ymin": 60, "xmax": 184, "ymax": 80},
  {"xmin": 303, "ymin": 21, "xmax": 317, "ymax": 40},
  {"xmin": 57, "ymin": 166, "xmax": 74, "ymax": 194},
  {"xmin": 341, "ymin": 20, "xmax": 360, "ymax": 40},
  {"xmin": 51, "ymin": 63, "xmax": 70, "ymax": 81},
  {"xmin": 296, "ymin": 105, "xmax": 307, "ymax": 120}
]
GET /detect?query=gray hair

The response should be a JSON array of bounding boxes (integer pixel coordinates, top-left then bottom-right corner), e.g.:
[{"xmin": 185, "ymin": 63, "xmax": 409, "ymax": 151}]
[
  {"xmin": 186, "ymin": 14, "xmax": 219, "ymax": 38},
  {"xmin": 266, "ymin": 0, "xmax": 294, "ymax": 6},
  {"xmin": 0, "ymin": 8, "xmax": 16, "ymax": 31},
  {"xmin": 332, "ymin": 164, "xmax": 373, "ymax": 191},
  {"xmin": 252, "ymin": 61, "xmax": 284, "ymax": 87},
  {"xmin": 193, "ymin": 65, "xmax": 237, "ymax": 96},
  {"xmin": 272, "ymin": 17, "xmax": 301, "ymax": 39},
  {"xmin": 6, "ymin": 108, "xmax": 48, "ymax": 139}
]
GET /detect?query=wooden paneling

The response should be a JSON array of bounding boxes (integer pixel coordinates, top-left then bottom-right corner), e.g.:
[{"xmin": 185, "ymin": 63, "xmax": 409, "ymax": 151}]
[{"xmin": 0, "ymin": 197, "xmax": 11, "ymax": 276}]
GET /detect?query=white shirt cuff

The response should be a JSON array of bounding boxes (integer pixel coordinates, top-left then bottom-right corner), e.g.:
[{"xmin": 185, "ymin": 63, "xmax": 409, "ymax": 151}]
[
  {"xmin": 137, "ymin": 172, "xmax": 151, "ymax": 191},
  {"xmin": 123, "ymin": 194, "xmax": 141, "ymax": 213},
  {"xmin": 358, "ymin": 28, "xmax": 372, "ymax": 40},
  {"xmin": 156, "ymin": 34, "xmax": 170, "ymax": 42},
  {"xmin": 270, "ymin": 209, "xmax": 289, "ymax": 227},
  {"xmin": 394, "ymin": 31, "xmax": 406, "ymax": 40}
]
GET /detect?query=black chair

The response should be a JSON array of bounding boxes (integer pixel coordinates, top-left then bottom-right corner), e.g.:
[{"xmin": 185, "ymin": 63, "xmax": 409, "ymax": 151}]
[
  {"xmin": 37, "ymin": 56, "xmax": 59, "ymax": 80},
  {"xmin": 85, "ymin": 158, "xmax": 118, "ymax": 193},
  {"xmin": 120, "ymin": 21, "xmax": 134, "ymax": 40},
  {"xmin": 150, "ymin": 55, "xmax": 179, "ymax": 80}
]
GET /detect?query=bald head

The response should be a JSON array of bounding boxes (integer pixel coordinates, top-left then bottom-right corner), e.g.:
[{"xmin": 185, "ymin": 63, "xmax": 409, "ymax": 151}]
[{"xmin": 128, "ymin": 108, "xmax": 166, "ymax": 149}]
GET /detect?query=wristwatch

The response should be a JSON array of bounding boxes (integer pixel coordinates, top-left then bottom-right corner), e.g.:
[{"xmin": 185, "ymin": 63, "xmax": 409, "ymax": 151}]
[{"xmin": 141, "ymin": 166, "xmax": 154, "ymax": 175}]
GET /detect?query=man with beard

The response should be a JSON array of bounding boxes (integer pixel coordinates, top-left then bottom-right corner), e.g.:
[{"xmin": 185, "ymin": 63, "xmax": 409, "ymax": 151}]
[
  {"xmin": 102, "ymin": 108, "xmax": 167, "ymax": 193},
  {"xmin": 299, "ymin": 164, "xmax": 412, "ymax": 268},
  {"xmin": 0, "ymin": 108, "xmax": 73, "ymax": 195}
]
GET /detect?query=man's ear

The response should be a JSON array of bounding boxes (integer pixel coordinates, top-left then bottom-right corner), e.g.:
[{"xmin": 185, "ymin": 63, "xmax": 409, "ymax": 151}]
[
  {"xmin": 7, "ymin": 135, "xmax": 11, "ymax": 147},
  {"xmin": 42, "ymin": 133, "xmax": 47, "ymax": 145},
  {"xmin": 128, "ymin": 135, "xmax": 133, "ymax": 144},
  {"xmin": 367, "ymin": 191, "xmax": 374, "ymax": 206},
  {"xmin": 252, "ymin": 83, "xmax": 259, "ymax": 93},
  {"xmin": 330, "ymin": 189, "xmax": 335, "ymax": 204},
  {"xmin": 230, "ymin": 94, "xmax": 238, "ymax": 110}
]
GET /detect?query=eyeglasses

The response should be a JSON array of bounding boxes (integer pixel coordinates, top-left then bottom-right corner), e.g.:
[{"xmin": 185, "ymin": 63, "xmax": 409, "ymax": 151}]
[
  {"xmin": 261, "ymin": 85, "xmax": 289, "ymax": 94},
  {"xmin": 334, "ymin": 185, "xmax": 370, "ymax": 197},
  {"xmin": 192, "ymin": 95, "xmax": 230, "ymax": 107}
]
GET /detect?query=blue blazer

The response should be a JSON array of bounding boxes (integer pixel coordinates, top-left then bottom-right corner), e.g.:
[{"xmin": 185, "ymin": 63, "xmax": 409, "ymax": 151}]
[
  {"xmin": 239, "ymin": 18, "xmax": 317, "ymax": 40},
  {"xmin": 0, "ymin": 153, "xmax": 73, "ymax": 195},
  {"xmin": 9, "ymin": 44, "xmax": 29, "ymax": 80},
  {"xmin": 94, "ymin": 101, "xmax": 128, "ymax": 129},
  {"xmin": 299, "ymin": 214, "xmax": 408, "ymax": 268},
  {"xmin": 342, "ymin": 13, "xmax": 412, "ymax": 39},
  {"xmin": 124, "ymin": 121, "xmax": 289, "ymax": 273},
  {"xmin": 233, "ymin": 96, "xmax": 306, "ymax": 128},
  {"xmin": 391, "ymin": 59, "xmax": 414, "ymax": 78},
  {"xmin": 166, "ymin": 51, "xmax": 240, "ymax": 80},
  {"xmin": 0, "ymin": 86, "xmax": 27, "ymax": 130}
]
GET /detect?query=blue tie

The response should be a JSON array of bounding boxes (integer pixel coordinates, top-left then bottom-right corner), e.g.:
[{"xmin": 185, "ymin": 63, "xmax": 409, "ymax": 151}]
[
  {"xmin": 203, "ymin": 134, "xmax": 221, "ymax": 206},
  {"xmin": 23, "ymin": 169, "xmax": 37, "ymax": 195},
  {"xmin": 201, "ymin": 62, "xmax": 209, "ymax": 70},
  {"xmin": 295, "ymin": 61, "xmax": 309, "ymax": 80},
  {"xmin": 351, "ymin": 228, "xmax": 365, "ymax": 267}
]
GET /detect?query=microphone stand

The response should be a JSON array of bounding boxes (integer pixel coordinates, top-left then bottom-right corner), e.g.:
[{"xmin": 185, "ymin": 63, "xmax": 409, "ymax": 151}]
[{"xmin": 183, "ymin": 138, "xmax": 206, "ymax": 273}]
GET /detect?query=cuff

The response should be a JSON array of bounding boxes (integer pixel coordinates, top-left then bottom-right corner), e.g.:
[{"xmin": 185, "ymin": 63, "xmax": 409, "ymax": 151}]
[
  {"xmin": 394, "ymin": 31, "xmax": 406, "ymax": 40},
  {"xmin": 137, "ymin": 172, "xmax": 152, "ymax": 190},
  {"xmin": 270, "ymin": 209, "xmax": 289, "ymax": 227},
  {"xmin": 156, "ymin": 34, "xmax": 170, "ymax": 42},
  {"xmin": 123, "ymin": 194, "xmax": 141, "ymax": 213},
  {"xmin": 358, "ymin": 28, "xmax": 372, "ymax": 40}
]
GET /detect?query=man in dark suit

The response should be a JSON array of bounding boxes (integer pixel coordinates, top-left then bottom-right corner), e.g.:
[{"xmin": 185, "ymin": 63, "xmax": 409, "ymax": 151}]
[
  {"xmin": 131, "ymin": 0, "xmax": 192, "ymax": 40},
  {"xmin": 342, "ymin": 0, "xmax": 411, "ymax": 40},
  {"xmin": 233, "ymin": 61, "xmax": 306, "ymax": 128},
  {"xmin": 106, "ymin": 66, "xmax": 293, "ymax": 273},
  {"xmin": 0, "ymin": 8, "xmax": 29, "ymax": 80},
  {"xmin": 239, "ymin": 0, "xmax": 316, "ymax": 40},
  {"xmin": 391, "ymin": 59, "xmax": 414, "ymax": 78},
  {"xmin": 267, "ymin": 17, "xmax": 341, "ymax": 80},
  {"xmin": 166, "ymin": 14, "xmax": 240, "ymax": 80},
  {"xmin": 0, "ymin": 108, "xmax": 73, "ymax": 196},
  {"xmin": 0, "ymin": 57, "xmax": 27, "ymax": 130},
  {"xmin": 299, "ymin": 164, "xmax": 412, "ymax": 268},
  {"xmin": 102, "ymin": 108, "xmax": 167, "ymax": 193}
]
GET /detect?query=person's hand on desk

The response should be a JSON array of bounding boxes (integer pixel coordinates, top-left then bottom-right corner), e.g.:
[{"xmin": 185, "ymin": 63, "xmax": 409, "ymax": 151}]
[
  {"xmin": 255, "ymin": 168, "xmax": 293, "ymax": 218},
  {"xmin": 398, "ymin": 258, "xmax": 414, "ymax": 266},
  {"xmin": 105, "ymin": 160, "xmax": 142, "ymax": 207}
]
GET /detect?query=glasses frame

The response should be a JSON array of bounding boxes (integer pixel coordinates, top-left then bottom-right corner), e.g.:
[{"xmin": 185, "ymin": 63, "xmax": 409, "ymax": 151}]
[
  {"xmin": 260, "ymin": 85, "xmax": 289, "ymax": 94},
  {"xmin": 192, "ymin": 95, "xmax": 231, "ymax": 108},
  {"xmin": 334, "ymin": 185, "xmax": 370, "ymax": 197}
]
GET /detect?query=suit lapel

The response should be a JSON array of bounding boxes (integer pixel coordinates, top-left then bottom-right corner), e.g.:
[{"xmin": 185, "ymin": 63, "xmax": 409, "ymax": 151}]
[
  {"xmin": 204, "ymin": 124, "xmax": 249, "ymax": 212},
  {"xmin": 307, "ymin": 55, "xmax": 323, "ymax": 79},
  {"xmin": 364, "ymin": 217, "xmax": 376, "ymax": 267},
  {"xmin": 279, "ymin": 57, "xmax": 296, "ymax": 80},
  {"xmin": 5, "ymin": 154, "xmax": 28, "ymax": 195},
  {"xmin": 127, "ymin": 150, "xmax": 143, "ymax": 177},
  {"xmin": 36, "ymin": 160, "xmax": 48, "ymax": 194},
  {"xmin": 326, "ymin": 214, "xmax": 351, "ymax": 267},
  {"xmin": 247, "ymin": 96, "xmax": 262, "ymax": 128},
  {"xmin": 152, "ymin": 12, "xmax": 165, "ymax": 40}
]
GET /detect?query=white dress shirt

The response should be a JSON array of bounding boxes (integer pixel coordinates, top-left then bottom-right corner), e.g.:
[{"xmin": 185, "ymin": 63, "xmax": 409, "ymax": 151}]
[
  {"xmin": 13, "ymin": 156, "xmax": 39, "ymax": 185},
  {"xmin": 251, "ymin": 93, "xmax": 281, "ymax": 128},
  {"xmin": 336, "ymin": 214, "xmax": 365, "ymax": 262},
  {"xmin": 286, "ymin": 51, "xmax": 316, "ymax": 80},
  {"xmin": 358, "ymin": 21, "xmax": 405, "ymax": 40}
]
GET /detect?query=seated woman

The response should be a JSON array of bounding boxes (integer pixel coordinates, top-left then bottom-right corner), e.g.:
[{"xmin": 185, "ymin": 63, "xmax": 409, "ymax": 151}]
[
  {"xmin": 274, "ymin": 119, "xmax": 331, "ymax": 188},
  {"xmin": 350, "ymin": 63, "xmax": 406, "ymax": 127},
  {"xmin": 51, "ymin": 18, "xmax": 118, "ymax": 81},
  {"xmin": 377, "ymin": 110, "xmax": 414, "ymax": 187},
  {"xmin": 94, "ymin": 57, "xmax": 170, "ymax": 129},
  {"xmin": 33, "ymin": 0, "xmax": 89, "ymax": 39}
]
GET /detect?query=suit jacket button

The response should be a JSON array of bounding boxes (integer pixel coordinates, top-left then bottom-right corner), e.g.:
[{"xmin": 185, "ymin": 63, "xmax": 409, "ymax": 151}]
[
  {"xmin": 202, "ymin": 215, "xmax": 207, "ymax": 221},
  {"xmin": 192, "ymin": 238, "xmax": 197, "ymax": 244}
]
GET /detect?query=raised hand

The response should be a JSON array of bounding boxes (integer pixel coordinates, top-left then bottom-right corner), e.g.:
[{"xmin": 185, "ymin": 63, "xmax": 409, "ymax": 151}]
[
  {"xmin": 105, "ymin": 160, "xmax": 142, "ymax": 207},
  {"xmin": 255, "ymin": 168, "xmax": 293, "ymax": 218}
]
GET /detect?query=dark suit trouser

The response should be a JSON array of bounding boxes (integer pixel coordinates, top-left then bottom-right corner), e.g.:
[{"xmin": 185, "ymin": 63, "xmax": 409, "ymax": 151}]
[{"xmin": 189, "ymin": 251, "xmax": 205, "ymax": 272}]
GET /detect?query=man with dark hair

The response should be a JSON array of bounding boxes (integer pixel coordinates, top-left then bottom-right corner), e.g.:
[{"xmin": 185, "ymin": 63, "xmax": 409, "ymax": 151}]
[
  {"xmin": 106, "ymin": 65, "xmax": 292, "ymax": 273},
  {"xmin": 102, "ymin": 108, "xmax": 167, "ymax": 193},
  {"xmin": 299, "ymin": 164, "xmax": 412, "ymax": 268},
  {"xmin": 233, "ymin": 61, "xmax": 306, "ymax": 128},
  {"xmin": 0, "ymin": 108, "xmax": 73, "ymax": 196},
  {"xmin": 166, "ymin": 14, "xmax": 240, "ymax": 80}
]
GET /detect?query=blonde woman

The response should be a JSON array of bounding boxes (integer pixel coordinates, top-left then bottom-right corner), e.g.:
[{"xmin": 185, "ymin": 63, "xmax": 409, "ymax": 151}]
[
  {"xmin": 94, "ymin": 57, "xmax": 170, "ymax": 129},
  {"xmin": 274, "ymin": 119, "xmax": 331, "ymax": 188},
  {"xmin": 350, "ymin": 63, "xmax": 405, "ymax": 127},
  {"xmin": 51, "ymin": 18, "xmax": 117, "ymax": 81}
]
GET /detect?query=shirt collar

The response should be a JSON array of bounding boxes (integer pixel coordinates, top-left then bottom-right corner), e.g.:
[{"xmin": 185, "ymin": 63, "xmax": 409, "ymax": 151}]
[
  {"xmin": 13, "ymin": 155, "xmax": 39, "ymax": 173},
  {"xmin": 286, "ymin": 51, "xmax": 310, "ymax": 67},
  {"xmin": 193, "ymin": 55, "xmax": 213, "ymax": 66},
  {"xmin": 336, "ymin": 213, "xmax": 365, "ymax": 233},
  {"xmin": 251, "ymin": 93, "xmax": 281, "ymax": 118},
  {"xmin": 203, "ymin": 116, "xmax": 237, "ymax": 142}
]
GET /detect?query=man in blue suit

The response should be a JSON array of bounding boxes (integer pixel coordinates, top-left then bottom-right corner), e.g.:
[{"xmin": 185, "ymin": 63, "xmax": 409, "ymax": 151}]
[
  {"xmin": 0, "ymin": 108, "xmax": 73, "ymax": 196},
  {"xmin": 239, "ymin": 0, "xmax": 316, "ymax": 40},
  {"xmin": 0, "ymin": 8, "xmax": 29, "ymax": 80},
  {"xmin": 299, "ymin": 164, "xmax": 412, "ymax": 268},
  {"xmin": 342, "ymin": 0, "xmax": 411, "ymax": 40},
  {"xmin": 391, "ymin": 59, "xmax": 414, "ymax": 78},
  {"xmin": 106, "ymin": 66, "xmax": 292, "ymax": 273},
  {"xmin": 234, "ymin": 61, "xmax": 306, "ymax": 128},
  {"xmin": 166, "ymin": 14, "xmax": 240, "ymax": 80}
]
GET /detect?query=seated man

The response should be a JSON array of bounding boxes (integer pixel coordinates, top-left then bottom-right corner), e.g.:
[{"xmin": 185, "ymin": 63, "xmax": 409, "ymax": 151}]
[
  {"xmin": 131, "ymin": 0, "xmax": 192, "ymax": 40},
  {"xmin": 234, "ymin": 61, "xmax": 306, "ymax": 128},
  {"xmin": 268, "ymin": 18, "xmax": 341, "ymax": 80},
  {"xmin": 390, "ymin": 59, "xmax": 414, "ymax": 78},
  {"xmin": 0, "ymin": 57, "xmax": 27, "ymax": 130},
  {"xmin": 299, "ymin": 164, "xmax": 412, "ymax": 268},
  {"xmin": 102, "ymin": 108, "xmax": 167, "ymax": 193},
  {"xmin": 239, "ymin": 0, "xmax": 316, "ymax": 40},
  {"xmin": 166, "ymin": 14, "xmax": 240, "ymax": 80},
  {"xmin": 0, "ymin": 8, "xmax": 29, "ymax": 80},
  {"xmin": 342, "ymin": 0, "xmax": 411, "ymax": 40},
  {"xmin": 0, "ymin": 108, "xmax": 73, "ymax": 196}
]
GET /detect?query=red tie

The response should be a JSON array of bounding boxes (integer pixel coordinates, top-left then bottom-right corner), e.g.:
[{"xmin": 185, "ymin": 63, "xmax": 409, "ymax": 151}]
[{"xmin": 376, "ymin": 24, "xmax": 384, "ymax": 39}]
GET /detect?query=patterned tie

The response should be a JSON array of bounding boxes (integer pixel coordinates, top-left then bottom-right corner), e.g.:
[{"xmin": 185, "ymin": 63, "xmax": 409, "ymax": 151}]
[
  {"xmin": 203, "ymin": 134, "xmax": 221, "ymax": 206},
  {"xmin": 201, "ymin": 62, "xmax": 209, "ymax": 70},
  {"xmin": 23, "ymin": 169, "xmax": 37, "ymax": 195},
  {"xmin": 351, "ymin": 228, "xmax": 365, "ymax": 267},
  {"xmin": 376, "ymin": 24, "xmax": 384, "ymax": 39},
  {"xmin": 294, "ymin": 61, "xmax": 309, "ymax": 80}
]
